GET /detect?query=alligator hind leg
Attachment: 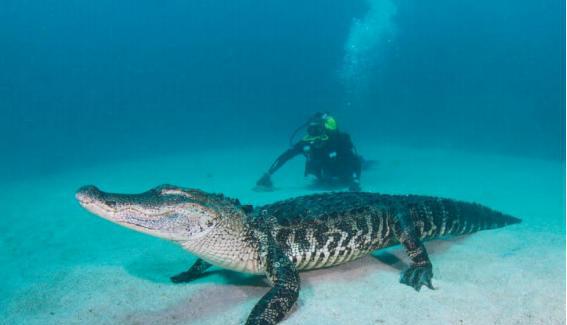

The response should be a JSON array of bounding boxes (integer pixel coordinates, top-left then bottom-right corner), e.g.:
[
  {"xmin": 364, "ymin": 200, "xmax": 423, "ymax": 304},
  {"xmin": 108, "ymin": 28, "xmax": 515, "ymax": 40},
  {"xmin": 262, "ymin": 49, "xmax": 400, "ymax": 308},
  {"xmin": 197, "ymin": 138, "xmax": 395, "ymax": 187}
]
[
  {"xmin": 246, "ymin": 234, "xmax": 300, "ymax": 325},
  {"xmin": 393, "ymin": 211, "xmax": 434, "ymax": 291},
  {"xmin": 170, "ymin": 258, "xmax": 212, "ymax": 283}
]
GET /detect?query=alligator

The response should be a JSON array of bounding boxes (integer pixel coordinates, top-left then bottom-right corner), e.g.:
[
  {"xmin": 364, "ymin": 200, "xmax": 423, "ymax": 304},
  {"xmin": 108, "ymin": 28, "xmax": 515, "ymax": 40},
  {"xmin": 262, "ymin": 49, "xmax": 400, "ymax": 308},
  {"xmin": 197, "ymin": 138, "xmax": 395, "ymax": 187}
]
[{"xmin": 75, "ymin": 184, "xmax": 521, "ymax": 325}]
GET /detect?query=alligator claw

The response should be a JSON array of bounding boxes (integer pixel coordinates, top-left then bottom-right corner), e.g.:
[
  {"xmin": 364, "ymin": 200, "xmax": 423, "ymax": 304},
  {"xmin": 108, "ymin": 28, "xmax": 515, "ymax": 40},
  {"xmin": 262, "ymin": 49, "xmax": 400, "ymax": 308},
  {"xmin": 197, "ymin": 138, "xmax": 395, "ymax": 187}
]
[{"xmin": 400, "ymin": 264, "xmax": 434, "ymax": 291}]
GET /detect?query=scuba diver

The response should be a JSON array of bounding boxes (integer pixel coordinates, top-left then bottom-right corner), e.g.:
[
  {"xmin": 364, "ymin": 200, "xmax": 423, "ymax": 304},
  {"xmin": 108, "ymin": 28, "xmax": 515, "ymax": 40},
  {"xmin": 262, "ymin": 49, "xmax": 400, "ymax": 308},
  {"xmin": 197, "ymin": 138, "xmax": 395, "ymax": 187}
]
[{"xmin": 256, "ymin": 112, "xmax": 363, "ymax": 192}]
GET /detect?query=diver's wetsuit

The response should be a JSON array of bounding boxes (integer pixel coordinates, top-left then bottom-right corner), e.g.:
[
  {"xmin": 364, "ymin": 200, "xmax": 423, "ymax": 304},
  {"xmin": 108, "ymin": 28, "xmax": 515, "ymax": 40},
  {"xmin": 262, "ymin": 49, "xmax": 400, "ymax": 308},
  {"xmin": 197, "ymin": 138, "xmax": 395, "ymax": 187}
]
[{"xmin": 267, "ymin": 132, "xmax": 362, "ymax": 185}]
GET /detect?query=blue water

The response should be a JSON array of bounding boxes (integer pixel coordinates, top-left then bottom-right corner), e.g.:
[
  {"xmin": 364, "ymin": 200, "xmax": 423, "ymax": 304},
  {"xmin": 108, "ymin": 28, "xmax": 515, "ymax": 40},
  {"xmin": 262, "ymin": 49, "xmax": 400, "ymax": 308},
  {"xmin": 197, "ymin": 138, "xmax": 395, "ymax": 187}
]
[
  {"xmin": 0, "ymin": 0, "xmax": 565, "ymax": 324},
  {"xmin": 1, "ymin": 0, "xmax": 564, "ymax": 181}
]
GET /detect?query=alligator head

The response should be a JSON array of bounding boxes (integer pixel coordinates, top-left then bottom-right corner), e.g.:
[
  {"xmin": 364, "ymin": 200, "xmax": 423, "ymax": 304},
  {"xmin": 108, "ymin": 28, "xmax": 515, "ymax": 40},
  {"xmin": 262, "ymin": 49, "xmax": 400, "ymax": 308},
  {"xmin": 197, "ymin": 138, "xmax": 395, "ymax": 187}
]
[{"xmin": 76, "ymin": 184, "xmax": 246, "ymax": 242}]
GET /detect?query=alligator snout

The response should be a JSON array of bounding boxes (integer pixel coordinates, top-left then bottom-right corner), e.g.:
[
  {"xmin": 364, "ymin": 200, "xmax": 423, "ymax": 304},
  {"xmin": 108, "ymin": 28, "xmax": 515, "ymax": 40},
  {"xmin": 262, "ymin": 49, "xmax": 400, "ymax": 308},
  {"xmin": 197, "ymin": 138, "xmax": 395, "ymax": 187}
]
[{"xmin": 75, "ymin": 185, "xmax": 102, "ymax": 204}]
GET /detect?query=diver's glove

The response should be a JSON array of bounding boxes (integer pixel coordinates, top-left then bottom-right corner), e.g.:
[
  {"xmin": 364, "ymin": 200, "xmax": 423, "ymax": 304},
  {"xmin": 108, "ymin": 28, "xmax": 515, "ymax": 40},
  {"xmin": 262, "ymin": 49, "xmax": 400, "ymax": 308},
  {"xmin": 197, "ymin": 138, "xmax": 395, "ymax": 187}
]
[{"xmin": 256, "ymin": 173, "xmax": 273, "ymax": 189}]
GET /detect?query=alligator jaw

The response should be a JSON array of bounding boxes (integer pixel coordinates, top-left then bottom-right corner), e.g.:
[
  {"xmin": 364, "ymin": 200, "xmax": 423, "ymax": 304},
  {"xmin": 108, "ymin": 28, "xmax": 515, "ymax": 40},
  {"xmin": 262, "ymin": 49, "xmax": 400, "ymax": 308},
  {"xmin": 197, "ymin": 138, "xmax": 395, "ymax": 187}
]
[
  {"xmin": 75, "ymin": 185, "xmax": 203, "ymax": 241},
  {"xmin": 75, "ymin": 185, "xmax": 143, "ymax": 224},
  {"xmin": 76, "ymin": 185, "xmax": 113, "ymax": 217}
]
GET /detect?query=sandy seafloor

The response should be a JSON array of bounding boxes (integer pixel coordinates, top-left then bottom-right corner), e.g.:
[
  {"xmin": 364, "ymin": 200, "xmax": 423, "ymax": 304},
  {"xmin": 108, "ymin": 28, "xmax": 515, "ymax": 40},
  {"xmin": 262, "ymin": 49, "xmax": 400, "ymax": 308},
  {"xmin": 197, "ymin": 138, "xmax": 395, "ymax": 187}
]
[{"xmin": 1, "ymin": 144, "xmax": 565, "ymax": 325}]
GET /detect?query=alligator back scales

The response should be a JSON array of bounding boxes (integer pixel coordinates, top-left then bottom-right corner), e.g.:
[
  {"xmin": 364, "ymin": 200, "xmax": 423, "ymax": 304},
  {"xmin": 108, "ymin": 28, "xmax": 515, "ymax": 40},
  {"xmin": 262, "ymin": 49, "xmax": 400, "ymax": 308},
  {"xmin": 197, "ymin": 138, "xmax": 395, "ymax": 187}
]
[{"xmin": 250, "ymin": 192, "xmax": 519, "ymax": 271}]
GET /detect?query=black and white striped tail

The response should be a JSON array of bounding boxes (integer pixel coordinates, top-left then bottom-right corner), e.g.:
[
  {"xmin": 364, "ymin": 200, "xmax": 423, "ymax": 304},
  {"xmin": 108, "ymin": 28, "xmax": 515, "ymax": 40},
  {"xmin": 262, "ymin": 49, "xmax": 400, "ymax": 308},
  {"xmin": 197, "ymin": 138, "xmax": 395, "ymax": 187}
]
[{"xmin": 418, "ymin": 199, "xmax": 522, "ymax": 240}]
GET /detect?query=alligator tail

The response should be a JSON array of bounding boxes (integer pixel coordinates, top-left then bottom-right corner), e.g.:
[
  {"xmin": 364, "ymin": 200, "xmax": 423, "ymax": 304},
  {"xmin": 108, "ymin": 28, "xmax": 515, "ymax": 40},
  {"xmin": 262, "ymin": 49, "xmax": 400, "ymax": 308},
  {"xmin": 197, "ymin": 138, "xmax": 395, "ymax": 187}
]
[
  {"xmin": 441, "ymin": 200, "xmax": 521, "ymax": 237},
  {"xmin": 416, "ymin": 198, "xmax": 521, "ymax": 239}
]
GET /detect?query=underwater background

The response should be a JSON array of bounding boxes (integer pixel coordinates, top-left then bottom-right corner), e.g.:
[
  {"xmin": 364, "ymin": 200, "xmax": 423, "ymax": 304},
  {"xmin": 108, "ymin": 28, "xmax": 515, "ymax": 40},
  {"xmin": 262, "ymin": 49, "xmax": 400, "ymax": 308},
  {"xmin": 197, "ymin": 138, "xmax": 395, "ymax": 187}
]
[
  {"xmin": 1, "ymin": 0, "xmax": 565, "ymax": 324},
  {"xmin": 1, "ymin": 0, "xmax": 564, "ymax": 181}
]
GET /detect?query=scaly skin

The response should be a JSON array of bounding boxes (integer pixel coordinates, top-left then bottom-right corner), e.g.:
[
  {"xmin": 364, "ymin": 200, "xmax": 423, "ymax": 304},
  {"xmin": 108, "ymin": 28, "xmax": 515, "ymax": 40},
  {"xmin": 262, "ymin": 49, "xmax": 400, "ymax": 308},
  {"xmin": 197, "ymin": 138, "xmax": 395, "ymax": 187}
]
[{"xmin": 76, "ymin": 185, "xmax": 521, "ymax": 325}]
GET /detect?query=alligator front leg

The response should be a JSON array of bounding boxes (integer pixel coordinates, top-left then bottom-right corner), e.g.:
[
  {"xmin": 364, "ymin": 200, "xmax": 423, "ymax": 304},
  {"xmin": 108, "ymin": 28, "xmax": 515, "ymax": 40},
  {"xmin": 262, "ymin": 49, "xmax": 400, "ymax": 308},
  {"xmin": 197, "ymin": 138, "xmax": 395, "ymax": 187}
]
[
  {"xmin": 246, "ymin": 235, "xmax": 300, "ymax": 325},
  {"xmin": 393, "ymin": 211, "xmax": 434, "ymax": 291},
  {"xmin": 170, "ymin": 258, "xmax": 212, "ymax": 283}
]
